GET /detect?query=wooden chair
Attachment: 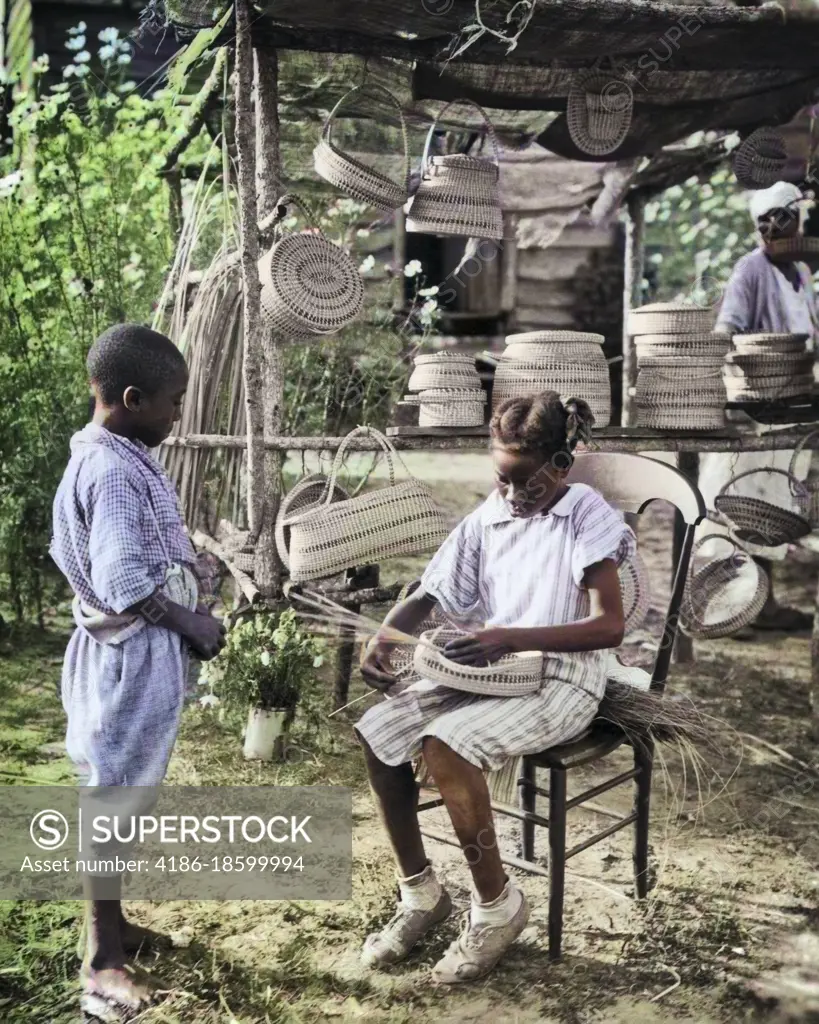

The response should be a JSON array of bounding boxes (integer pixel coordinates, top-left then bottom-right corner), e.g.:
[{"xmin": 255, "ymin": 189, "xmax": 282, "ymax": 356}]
[{"xmin": 417, "ymin": 451, "xmax": 705, "ymax": 961}]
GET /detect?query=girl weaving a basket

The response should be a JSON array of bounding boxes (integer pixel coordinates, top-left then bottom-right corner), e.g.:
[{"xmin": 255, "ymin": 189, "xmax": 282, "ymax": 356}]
[{"xmin": 356, "ymin": 391, "xmax": 635, "ymax": 984}]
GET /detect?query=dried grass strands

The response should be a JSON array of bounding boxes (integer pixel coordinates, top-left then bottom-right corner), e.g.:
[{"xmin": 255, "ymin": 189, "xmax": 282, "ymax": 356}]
[{"xmin": 596, "ymin": 682, "xmax": 714, "ymax": 745}]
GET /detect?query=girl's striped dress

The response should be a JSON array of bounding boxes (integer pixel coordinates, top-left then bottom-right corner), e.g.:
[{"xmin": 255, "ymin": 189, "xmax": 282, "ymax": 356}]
[{"xmin": 356, "ymin": 483, "xmax": 636, "ymax": 772}]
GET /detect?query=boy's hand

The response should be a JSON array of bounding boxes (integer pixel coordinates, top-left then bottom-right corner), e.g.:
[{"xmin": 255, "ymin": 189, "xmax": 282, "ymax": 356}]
[
  {"xmin": 360, "ymin": 641, "xmax": 397, "ymax": 692},
  {"xmin": 185, "ymin": 611, "xmax": 226, "ymax": 661},
  {"xmin": 443, "ymin": 628, "xmax": 515, "ymax": 666}
]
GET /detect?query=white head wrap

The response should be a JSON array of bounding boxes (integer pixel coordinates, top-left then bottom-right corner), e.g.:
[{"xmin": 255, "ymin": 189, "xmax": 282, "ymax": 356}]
[{"xmin": 748, "ymin": 181, "xmax": 803, "ymax": 223}]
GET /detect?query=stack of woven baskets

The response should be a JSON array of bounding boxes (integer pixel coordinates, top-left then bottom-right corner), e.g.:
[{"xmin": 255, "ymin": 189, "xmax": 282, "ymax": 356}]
[
  {"xmin": 491, "ymin": 330, "xmax": 611, "ymax": 427},
  {"xmin": 723, "ymin": 332, "xmax": 814, "ymax": 403},
  {"xmin": 405, "ymin": 352, "xmax": 487, "ymax": 427},
  {"xmin": 629, "ymin": 302, "xmax": 727, "ymax": 430}
]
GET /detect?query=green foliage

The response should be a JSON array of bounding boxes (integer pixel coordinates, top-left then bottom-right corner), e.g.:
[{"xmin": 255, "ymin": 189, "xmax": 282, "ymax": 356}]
[
  {"xmin": 645, "ymin": 164, "xmax": 755, "ymax": 305},
  {"xmin": 0, "ymin": 28, "xmax": 186, "ymax": 620},
  {"xmin": 201, "ymin": 608, "xmax": 325, "ymax": 715}
]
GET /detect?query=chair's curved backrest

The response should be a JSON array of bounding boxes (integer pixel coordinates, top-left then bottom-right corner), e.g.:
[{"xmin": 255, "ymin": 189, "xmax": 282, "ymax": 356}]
[
  {"xmin": 567, "ymin": 452, "xmax": 705, "ymax": 524},
  {"xmin": 568, "ymin": 452, "xmax": 706, "ymax": 691}
]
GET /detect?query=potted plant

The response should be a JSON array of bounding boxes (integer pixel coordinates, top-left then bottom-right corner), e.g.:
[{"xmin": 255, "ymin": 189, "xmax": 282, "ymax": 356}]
[{"xmin": 200, "ymin": 608, "xmax": 325, "ymax": 761}]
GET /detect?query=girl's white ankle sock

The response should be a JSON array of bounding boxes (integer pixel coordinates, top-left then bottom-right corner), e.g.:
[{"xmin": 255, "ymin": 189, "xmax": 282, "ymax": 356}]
[
  {"xmin": 397, "ymin": 862, "xmax": 443, "ymax": 912},
  {"xmin": 470, "ymin": 880, "xmax": 523, "ymax": 927}
]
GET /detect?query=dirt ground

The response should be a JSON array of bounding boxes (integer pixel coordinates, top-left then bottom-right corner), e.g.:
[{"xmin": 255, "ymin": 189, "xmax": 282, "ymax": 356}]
[{"xmin": 1, "ymin": 452, "xmax": 818, "ymax": 1023}]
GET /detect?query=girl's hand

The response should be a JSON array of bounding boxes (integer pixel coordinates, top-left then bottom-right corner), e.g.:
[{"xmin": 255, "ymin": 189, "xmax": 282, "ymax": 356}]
[
  {"xmin": 360, "ymin": 641, "xmax": 397, "ymax": 692},
  {"xmin": 443, "ymin": 628, "xmax": 515, "ymax": 666}
]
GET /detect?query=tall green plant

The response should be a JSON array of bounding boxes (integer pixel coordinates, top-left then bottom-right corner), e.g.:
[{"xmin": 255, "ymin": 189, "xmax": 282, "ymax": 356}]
[{"xmin": 0, "ymin": 28, "xmax": 182, "ymax": 620}]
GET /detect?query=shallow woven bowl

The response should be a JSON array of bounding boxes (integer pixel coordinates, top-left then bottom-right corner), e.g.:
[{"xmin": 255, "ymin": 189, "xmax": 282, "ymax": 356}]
[
  {"xmin": 413, "ymin": 627, "xmax": 543, "ymax": 696},
  {"xmin": 274, "ymin": 474, "xmax": 350, "ymax": 570},
  {"xmin": 713, "ymin": 495, "xmax": 811, "ymax": 547},
  {"xmin": 680, "ymin": 545, "xmax": 770, "ymax": 639},
  {"xmin": 259, "ymin": 234, "xmax": 364, "ymax": 338},
  {"xmin": 732, "ymin": 127, "xmax": 788, "ymax": 190},
  {"xmin": 628, "ymin": 303, "xmax": 714, "ymax": 337},
  {"xmin": 567, "ymin": 71, "xmax": 633, "ymax": 157},
  {"xmin": 505, "ymin": 330, "xmax": 605, "ymax": 347}
]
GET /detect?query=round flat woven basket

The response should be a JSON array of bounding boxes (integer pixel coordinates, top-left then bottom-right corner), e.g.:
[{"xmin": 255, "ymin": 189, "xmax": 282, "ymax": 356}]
[
  {"xmin": 620, "ymin": 548, "xmax": 650, "ymax": 635},
  {"xmin": 406, "ymin": 100, "xmax": 503, "ymax": 240},
  {"xmin": 713, "ymin": 467, "xmax": 811, "ymax": 547},
  {"xmin": 505, "ymin": 330, "xmax": 605, "ymax": 347},
  {"xmin": 417, "ymin": 388, "xmax": 487, "ymax": 427},
  {"xmin": 732, "ymin": 127, "xmax": 788, "ymax": 190},
  {"xmin": 313, "ymin": 86, "xmax": 410, "ymax": 212},
  {"xmin": 628, "ymin": 302, "xmax": 714, "ymax": 337},
  {"xmin": 413, "ymin": 627, "xmax": 543, "ymax": 696},
  {"xmin": 258, "ymin": 195, "xmax": 364, "ymax": 338},
  {"xmin": 274, "ymin": 473, "xmax": 350, "ymax": 570},
  {"xmin": 567, "ymin": 70, "xmax": 633, "ymax": 157},
  {"xmin": 680, "ymin": 536, "xmax": 770, "ymax": 639}
]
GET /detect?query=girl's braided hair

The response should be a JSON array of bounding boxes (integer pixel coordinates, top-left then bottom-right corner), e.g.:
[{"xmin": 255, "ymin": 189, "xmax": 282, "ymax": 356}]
[{"xmin": 489, "ymin": 392, "xmax": 595, "ymax": 467}]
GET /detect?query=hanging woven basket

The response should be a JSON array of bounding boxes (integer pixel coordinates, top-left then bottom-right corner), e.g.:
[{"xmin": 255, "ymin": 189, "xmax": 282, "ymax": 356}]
[
  {"xmin": 413, "ymin": 626, "xmax": 543, "ymax": 696},
  {"xmin": 732, "ymin": 127, "xmax": 788, "ymax": 190},
  {"xmin": 274, "ymin": 474, "xmax": 350, "ymax": 570},
  {"xmin": 627, "ymin": 302, "xmax": 714, "ymax": 336},
  {"xmin": 406, "ymin": 100, "xmax": 503, "ymax": 240},
  {"xmin": 407, "ymin": 352, "xmax": 483, "ymax": 392},
  {"xmin": 285, "ymin": 426, "xmax": 450, "ymax": 582},
  {"xmin": 679, "ymin": 536, "xmax": 770, "ymax": 639},
  {"xmin": 567, "ymin": 70, "xmax": 633, "ymax": 157},
  {"xmin": 713, "ymin": 467, "xmax": 811, "ymax": 547},
  {"xmin": 313, "ymin": 86, "xmax": 410, "ymax": 212},
  {"xmin": 258, "ymin": 193, "xmax": 364, "ymax": 340}
]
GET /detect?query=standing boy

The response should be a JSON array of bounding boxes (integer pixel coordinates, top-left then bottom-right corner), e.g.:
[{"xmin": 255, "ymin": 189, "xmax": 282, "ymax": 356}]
[{"xmin": 50, "ymin": 324, "xmax": 226, "ymax": 1016}]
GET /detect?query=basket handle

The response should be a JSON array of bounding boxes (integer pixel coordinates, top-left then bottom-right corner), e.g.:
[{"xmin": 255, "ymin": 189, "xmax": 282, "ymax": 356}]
[
  {"xmin": 322, "ymin": 426, "xmax": 404, "ymax": 505},
  {"xmin": 419, "ymin": 99, "xmax": 500, "ymax": 176},
  {"xmin": 788, "ymin": 430, "xmax": 819, "ymax": 490},
  {"xmin": 684, "ymin": 533, "xmax": 755, "ymax": 630},
  {"xmin": 322, "ymin": 85, "xmax": 411, "ymax": 194},
  {"xmin": 718, "ymin": 465, "xmax": 809, "ymax": 501},
  {"xmin": 269, "ymin": 193, "xmax": 324, "ymax": 240}
]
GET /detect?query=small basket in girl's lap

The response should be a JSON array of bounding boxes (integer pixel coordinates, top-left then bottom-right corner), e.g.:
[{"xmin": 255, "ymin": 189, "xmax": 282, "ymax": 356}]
[
  {"xmin": 313, "ymin": 86, "xmax": 410, "ymax": 212},
  {"xmin": 285, "ymin": 426, "xmax": 450, "ymax": 583},
  {"xmin": 413, "ymin": 627, "xmax": 543, "ymax": 697},
  {"xmin": 713, "ymin": 467, "xmax": 811, "ymax": 547},
  {"xmin": 258, "ymin": 193, "xmax": 364, "ymax": 340}
]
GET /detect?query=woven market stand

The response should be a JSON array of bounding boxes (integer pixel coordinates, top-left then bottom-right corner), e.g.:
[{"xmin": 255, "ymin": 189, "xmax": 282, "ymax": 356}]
[{"xmin": 161, "ymin": 0, "xmax": 819, "ymax": 718}]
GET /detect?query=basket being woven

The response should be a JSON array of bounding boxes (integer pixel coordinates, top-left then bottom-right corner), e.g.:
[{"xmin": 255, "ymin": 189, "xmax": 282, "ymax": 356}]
[
  {"xmin": 406, "ymin": 100, "xmax": 503, "ymax": 240},
  {"xmin": 713, "ymin": 467, "xmax": 811, "ymax": 547},
  {"xmin": 413, "ymin": 627, "xmax": 543, "ymax": 696},
  {"xmin": 628, "ymin": 302, "xmax": 714, "ymax": 337},
  {"xmin": 258, "ymin": 194, "xmax": 364, "ymax": 338},
  {"xmin": 313, "ymin": 86, "xmax": 410, "ymax": 213},
  {"xmin": 732, "ymin": 127, "xmax": 788, "ymax": 190},
  {"xmin": 285, "ymin": 426, "xmax": 450, "ymax": 582},
  {"xmin": 567, "ymin": 70, "xmax": 633, "ymax": 157},
  {"xmin": 274, "ymin": 473, "xmax": 350, "ymax": 570},
  {"xmin": 680, "ymin": 536, "xmax": 770, "ymax": 639}
]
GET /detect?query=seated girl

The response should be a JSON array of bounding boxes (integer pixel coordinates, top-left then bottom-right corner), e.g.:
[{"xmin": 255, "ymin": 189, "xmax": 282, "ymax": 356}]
[{"xmin": 355, "ymin": 391, "xmax": 635, "ymax": 984}]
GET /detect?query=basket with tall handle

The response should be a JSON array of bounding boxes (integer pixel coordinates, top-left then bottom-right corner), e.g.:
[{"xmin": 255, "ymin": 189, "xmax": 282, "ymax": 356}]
[
  {"xmin": 313, "ymin": 85, "xmax": 411, "ymax": 212},
  {"xmin": 284, "ymin": 426, "xmax": 450, "ymax": 583},
  {"xmin": 405, "ymin": 100, "xmax": 503, "ymax": 240},
  {"xmin": 680, "ymin": 535, "xmax": 770, "ymax": 639},
  {"xmin": 713, "ymin": 467, "xmax": 811, "ymax": 548}
]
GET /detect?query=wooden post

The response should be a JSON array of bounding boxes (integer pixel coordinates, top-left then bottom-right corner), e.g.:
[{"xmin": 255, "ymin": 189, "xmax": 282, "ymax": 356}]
[
  {"xmin": 233, "ymin": 0, "xmax": 266, "ymax": 542},
  {"xmin": 673, "ymin": 451, "xmax": 699, "ymax": 664},
  {"xmin": 334, "ymin": 604, "xmax": 360, "ymax": 709},
  {"xmin": 622, "ymin": 192, "xmax": 646, "ymax": 428},
  {"xmin": 253, "ymin": 47, "xmax": 285, "ymax": 599}
]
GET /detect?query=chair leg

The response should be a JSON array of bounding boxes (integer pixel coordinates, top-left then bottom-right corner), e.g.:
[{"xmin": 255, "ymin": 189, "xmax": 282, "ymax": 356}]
[
  {"xmin": 633, "ymin": 737, "xmax": 654, "ymax": 899},
  {"xmin": 548, "ymin": 767, "xmax": 567, "ymax": 962},
  {"xmin": 519, "ymin": 757, "xmax": 536, "ymax": 862}
]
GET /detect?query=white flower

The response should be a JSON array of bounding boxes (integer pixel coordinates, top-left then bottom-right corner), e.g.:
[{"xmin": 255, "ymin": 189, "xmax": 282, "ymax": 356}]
[
  {"xmin": 419, "ymin": 298, "xmax": 438, "ymax": 326},
  {"xmin": 116, "ymin": 52, "xmax": 131, "ymax": 66},
  {"xmin": 62, "ymin": 65, "xmax": 76, "ymax": 79},
  {"xmin": 98, "ymin": 27, "xmax": 119, "ymax": 43},
  {"xmin": 359, "ymin": 254, "xmax": 375, "ymax": 274},
  {"xmin": 65, "ymin": 36, "xmax": 86, "ymax": 51},
  {"xmin": 404, "ymin": 260, "xmax": 423, "ymax": 278},
  {"xmin": 66, "ymin": 278, "xmax": 86, "ymax": 298},
  {"xmin": 99, "ymin": 44, "xmax": 116, "ymax": 63},
  {"xmin": 418, "ymin": 285, "xmax": 439, "ymax": 297},
  {"xmin": 32, "ymin": 55, "xmax": 49, "ymax": 73},
  {"xmin": 0, "ymin": 171, "xmax": 22, "ymax": 198},
  {"xmin": 260, "ymin": 651, "xmax": 271, "ymax": 667},
  {"xmin": 356, "ymin": 228, "xmax": 370, "ymax": 239},
  {"xmin": 75, "ymin": 50, "xmax": 91, "ymax": 64},
  {"xmin": 68, "ymin": 22, "xmax": 87, "ymax": 35},
  {"xmin": 74, "ymin": 64, "xmax": 90, "ymax": 78},
  {"xmin": 199, "ymin": 693, "xmax": 221, "ymax": 708},
  {"xmin": 312, "ymin": 655, "xmax": 324, "ymax": 668}
]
